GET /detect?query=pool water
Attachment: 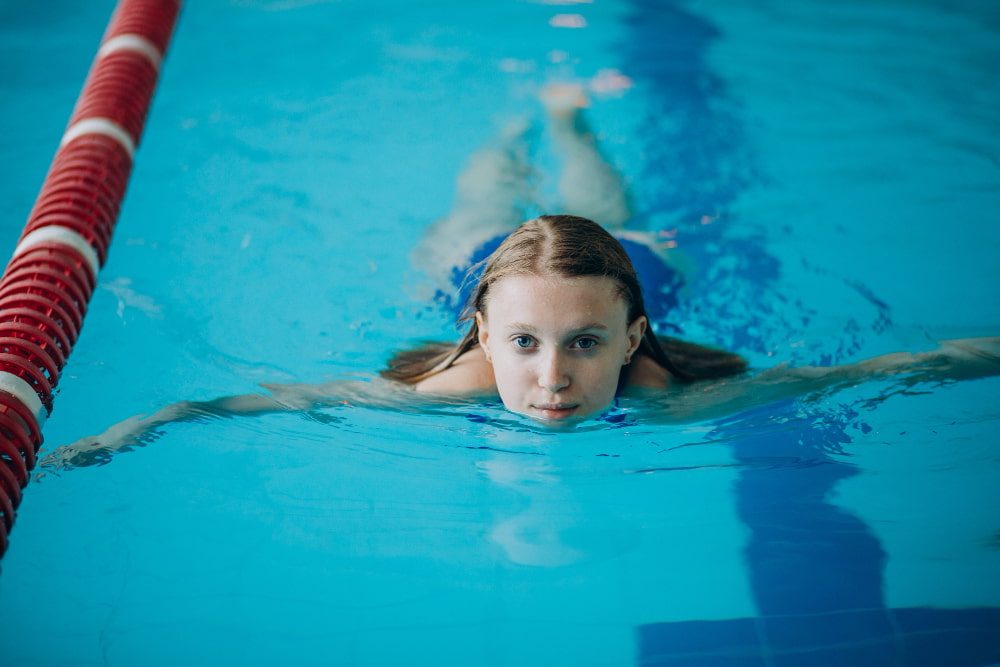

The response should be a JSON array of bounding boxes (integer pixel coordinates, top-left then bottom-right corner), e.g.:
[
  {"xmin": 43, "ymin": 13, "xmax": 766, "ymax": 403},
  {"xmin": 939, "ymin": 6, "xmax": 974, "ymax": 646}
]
[{"xmin": 1, "ymin": 0, "xmax": 999, "ymax": 665}]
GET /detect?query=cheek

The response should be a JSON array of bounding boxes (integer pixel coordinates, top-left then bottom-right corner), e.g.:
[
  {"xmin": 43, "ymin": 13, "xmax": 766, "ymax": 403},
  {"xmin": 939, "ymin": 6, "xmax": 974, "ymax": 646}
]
[
  {"xmin": 490, "ymin": 355, "xmax": 528, "ymax": 395},
  {"xmin": 588, "ymin": 355, "xmax": 625, "ymax": 396}
]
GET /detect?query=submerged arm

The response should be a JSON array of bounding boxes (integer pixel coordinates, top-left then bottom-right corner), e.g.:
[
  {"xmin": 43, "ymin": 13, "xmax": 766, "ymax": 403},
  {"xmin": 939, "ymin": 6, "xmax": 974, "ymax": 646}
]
[
  {"xmin": 786, "ymin": 336, "xmax": 1000, "ymax": 390},
  {"xmin": 40, "ymin": 379, "xmax": 412, "ymax": 470},
  {"xmin": 648, "ymin": 337, "xmax": 1000, "ymax": 423}
]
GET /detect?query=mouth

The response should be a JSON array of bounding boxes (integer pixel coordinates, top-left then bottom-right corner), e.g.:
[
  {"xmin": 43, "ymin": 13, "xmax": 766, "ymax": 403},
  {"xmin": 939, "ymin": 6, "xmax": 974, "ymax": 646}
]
[{"xmin": 531, "ymin": 403, "xmax": 580, "ymax": 420}]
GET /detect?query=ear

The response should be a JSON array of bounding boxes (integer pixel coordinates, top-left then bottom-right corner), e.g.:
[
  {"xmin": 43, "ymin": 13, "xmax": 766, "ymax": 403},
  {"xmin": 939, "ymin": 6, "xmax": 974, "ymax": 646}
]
[
  {"xmin": 625, "ymin": 315, "xmax": 647, "ymax": 363},
  {"xmin": 475, "ymin": 310, "xmax": 492, "ymax": 363}
]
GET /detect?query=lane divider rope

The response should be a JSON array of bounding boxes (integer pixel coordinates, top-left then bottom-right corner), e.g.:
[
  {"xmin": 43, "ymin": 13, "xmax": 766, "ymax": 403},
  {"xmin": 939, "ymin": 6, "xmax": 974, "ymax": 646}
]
[
  {"xmin": 97, "ymin": 34, "xmax": 163, "ymax": 70},
  {"xmin": 0, "ymin": 0, "xmax": 180, "ymax": 558},
  {"xmin": 60, "ymin": 118, "xmax": 137, "ymax": 159},
  {"xmin": 14, "ymin": 227, "xmax": 102, "ymax": 280},
  {"xmin": 0, "ymin": 375, "xmax": 47, "ymax": 427}
]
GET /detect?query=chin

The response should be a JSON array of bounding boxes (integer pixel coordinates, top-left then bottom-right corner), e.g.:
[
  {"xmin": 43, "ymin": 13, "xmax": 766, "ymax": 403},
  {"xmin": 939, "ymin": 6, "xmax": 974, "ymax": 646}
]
[
  {"xmin": 526, "ymin": 414, "xmax": 581, "ymax": 429},
  {"xmin": 515, "ymin": 403, "xmax": 603, "ymax": 427}
]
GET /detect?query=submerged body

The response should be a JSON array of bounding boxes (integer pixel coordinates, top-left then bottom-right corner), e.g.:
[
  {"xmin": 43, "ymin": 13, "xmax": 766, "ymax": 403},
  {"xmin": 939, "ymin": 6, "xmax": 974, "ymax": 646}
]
[{"xmin": 394, "ymin": 85, "xmax": 735, "ymax": 421}]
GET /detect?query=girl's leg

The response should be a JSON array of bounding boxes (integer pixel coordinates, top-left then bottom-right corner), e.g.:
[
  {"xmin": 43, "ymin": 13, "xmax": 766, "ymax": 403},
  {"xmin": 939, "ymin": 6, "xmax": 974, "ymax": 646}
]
[
  {"xmin": 413, "ymin": 119, "xmax": 537, "ymax": 285},
  {"xmin": 543, "ymin": 83, "xmax": 631, "ymax": 230}
]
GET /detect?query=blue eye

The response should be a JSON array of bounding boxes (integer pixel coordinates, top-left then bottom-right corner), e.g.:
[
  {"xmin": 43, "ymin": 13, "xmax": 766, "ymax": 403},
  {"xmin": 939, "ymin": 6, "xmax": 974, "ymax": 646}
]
[
  {"xmin": 513, "ymin": 335, "xmax": 535, "ymax": 349},
  {"xmin": 573, "ymin": 337, "xmax": 598, "ymax": 350}
]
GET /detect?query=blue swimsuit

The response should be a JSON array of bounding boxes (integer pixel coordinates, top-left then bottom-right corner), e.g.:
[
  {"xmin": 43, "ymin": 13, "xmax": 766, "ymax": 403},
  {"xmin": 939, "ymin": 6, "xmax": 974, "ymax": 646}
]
[{"xmin": 439, "ymin": 233, "xmax": 682, "ymax": 324}]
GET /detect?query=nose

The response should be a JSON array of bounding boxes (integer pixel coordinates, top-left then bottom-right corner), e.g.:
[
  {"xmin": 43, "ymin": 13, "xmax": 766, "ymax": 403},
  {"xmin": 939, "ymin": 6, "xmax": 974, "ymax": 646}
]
[{"xmin": 537, "ymin": 350, "xmax": 570, "ymax": 393}]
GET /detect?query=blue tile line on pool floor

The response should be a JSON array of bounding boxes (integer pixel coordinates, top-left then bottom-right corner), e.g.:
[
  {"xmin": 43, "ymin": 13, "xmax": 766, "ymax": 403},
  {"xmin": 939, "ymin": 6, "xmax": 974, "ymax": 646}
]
[{"xmin": 637, "ymin": 607, "xmax": 1000, "ymax": 666}]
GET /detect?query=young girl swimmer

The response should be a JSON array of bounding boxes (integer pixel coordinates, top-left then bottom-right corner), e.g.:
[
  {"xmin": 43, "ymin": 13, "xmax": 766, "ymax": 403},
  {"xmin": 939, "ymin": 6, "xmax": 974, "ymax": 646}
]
[
  {"xmin": 384, "ymin": 214, "xmax": 746, "ymax": 421},
  {"xmin": 44, "ymin": 208, "xmax": 1000, "ymax": 471}
]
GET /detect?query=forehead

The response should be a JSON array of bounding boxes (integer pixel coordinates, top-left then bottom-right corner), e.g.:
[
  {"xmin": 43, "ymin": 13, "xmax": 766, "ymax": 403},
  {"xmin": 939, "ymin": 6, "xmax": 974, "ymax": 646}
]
[{"xmin": 484, "ymin": 274, "xmax": 629, "ymax": 329}]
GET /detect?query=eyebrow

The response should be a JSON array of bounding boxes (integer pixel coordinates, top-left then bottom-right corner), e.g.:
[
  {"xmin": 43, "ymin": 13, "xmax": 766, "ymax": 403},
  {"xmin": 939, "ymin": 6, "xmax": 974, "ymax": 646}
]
[{"xmin": 506, "ymin": 322, "xmax": 609, "ymax": 335}]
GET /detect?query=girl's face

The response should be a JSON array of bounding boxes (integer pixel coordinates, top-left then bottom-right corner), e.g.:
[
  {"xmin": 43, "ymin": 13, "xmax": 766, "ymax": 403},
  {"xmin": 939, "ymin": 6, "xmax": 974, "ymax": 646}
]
[{"xmin": 476, "ymin": 274, "xmax": 646, "ymax": 423}]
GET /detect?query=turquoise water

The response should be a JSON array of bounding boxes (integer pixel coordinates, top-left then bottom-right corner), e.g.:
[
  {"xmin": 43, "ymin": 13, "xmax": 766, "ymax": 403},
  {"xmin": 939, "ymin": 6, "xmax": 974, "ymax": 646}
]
[{"xmin": 1, "ymin": 0, "xmax": 999, "ymax": 664}]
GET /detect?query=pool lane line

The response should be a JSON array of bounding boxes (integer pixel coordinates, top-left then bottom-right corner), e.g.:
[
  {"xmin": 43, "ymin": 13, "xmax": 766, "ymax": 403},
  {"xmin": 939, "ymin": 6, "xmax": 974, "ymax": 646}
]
[{"xmin": 0, "ymin": 0, "xmax": 180, "ymax": 558}]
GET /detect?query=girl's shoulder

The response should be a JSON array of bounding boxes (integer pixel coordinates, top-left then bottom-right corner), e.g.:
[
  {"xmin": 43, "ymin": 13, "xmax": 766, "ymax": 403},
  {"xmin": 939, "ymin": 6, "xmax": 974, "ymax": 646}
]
[
  {"xmin": 414, "ymin": 345, "xmax": 497, "ymax": 395},
  {"xmin": 624, "ymin": 353, "xmax": 671, "ymax": 389}
]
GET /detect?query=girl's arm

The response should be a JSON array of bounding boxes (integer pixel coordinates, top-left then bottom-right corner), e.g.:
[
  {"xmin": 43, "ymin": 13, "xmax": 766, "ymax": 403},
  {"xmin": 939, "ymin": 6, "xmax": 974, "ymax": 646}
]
[
  {"xmin": 649, "ymin": 337, "xmax": 1000, "ymax": 423},
  {"xmin": 771, "ymin": 336, "xmax": 1000, "ymax": 392},
  {"xmin": 40, "ymin": 379, "xmax": 411, "ymax": 470}
]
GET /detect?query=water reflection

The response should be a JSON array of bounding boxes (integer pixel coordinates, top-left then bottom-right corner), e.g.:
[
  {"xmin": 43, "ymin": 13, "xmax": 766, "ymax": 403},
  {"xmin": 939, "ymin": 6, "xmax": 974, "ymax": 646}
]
[{"xmin": 479, "ymin": 457, "xmax": 585, "ymax": 567}]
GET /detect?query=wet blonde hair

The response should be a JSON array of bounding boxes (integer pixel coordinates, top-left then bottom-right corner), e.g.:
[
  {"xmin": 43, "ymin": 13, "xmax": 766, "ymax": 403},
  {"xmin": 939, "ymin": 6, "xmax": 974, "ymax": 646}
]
[{"xmin": 383, "ymin": 215, "xmax": 745, "ymax": 384}]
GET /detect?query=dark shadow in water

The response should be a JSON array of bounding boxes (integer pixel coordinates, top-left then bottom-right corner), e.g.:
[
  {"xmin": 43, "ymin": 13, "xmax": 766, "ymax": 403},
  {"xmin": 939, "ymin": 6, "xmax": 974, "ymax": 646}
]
[
  {"xmin": 620, "ymin": 1, "xmax": 1000, "ymax": 664},
  {"xmin": 618, "ymin": 1, "xmax": 894, "ymax": 365},
  {"xmin": 617, "ymin": 0, "xmax": 795, "ymax": 354},
  {"xmin": 638, "ymin": 399, "xmax": 1000, "ymax": 667},
  {"xmin": 619, "ymin": 0, "xmax": 760, "ymax": 223}
]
